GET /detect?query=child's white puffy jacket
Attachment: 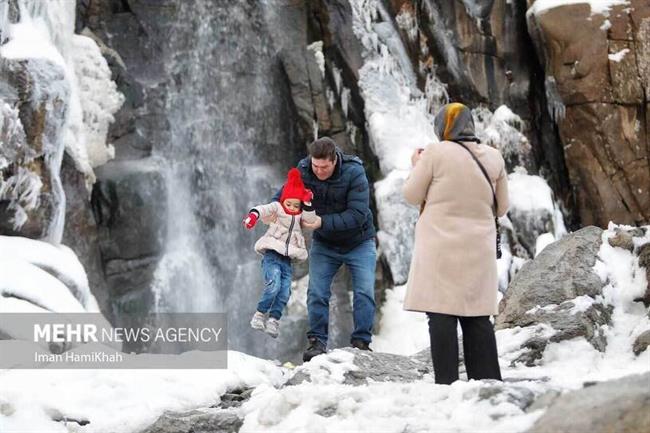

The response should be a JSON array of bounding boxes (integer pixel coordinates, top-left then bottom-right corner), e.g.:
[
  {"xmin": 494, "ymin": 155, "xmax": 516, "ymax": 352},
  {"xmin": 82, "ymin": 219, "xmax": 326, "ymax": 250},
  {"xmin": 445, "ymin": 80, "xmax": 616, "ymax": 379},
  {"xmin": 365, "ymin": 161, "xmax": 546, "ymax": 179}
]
[{"xmin": 252, "ymin": 202, "xmax": 316, "ymax": 261}]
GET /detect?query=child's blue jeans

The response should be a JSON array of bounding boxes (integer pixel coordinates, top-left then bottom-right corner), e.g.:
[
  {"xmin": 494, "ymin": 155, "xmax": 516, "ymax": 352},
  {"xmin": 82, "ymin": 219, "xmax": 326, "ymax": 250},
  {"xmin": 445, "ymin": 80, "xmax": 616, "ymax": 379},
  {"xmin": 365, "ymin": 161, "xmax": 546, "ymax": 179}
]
[{"xmin": 257, "ymin": 250, "xmax": 293, "ymax": 319}]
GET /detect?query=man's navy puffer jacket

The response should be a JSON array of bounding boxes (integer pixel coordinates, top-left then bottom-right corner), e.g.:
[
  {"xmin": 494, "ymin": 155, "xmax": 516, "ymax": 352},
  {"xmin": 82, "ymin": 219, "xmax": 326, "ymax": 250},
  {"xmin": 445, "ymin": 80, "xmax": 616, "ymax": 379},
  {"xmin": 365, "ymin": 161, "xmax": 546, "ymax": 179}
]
[{"xmin": 274, "ymin": 150, "xmax": 375, "ymax": 252}]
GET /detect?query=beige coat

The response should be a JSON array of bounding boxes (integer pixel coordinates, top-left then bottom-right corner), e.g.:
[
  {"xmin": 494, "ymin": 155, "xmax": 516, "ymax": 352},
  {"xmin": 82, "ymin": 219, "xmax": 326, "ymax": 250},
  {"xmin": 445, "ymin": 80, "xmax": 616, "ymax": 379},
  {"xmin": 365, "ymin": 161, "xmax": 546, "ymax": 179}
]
[
  {"xmin": 402, "ymin": 140, "xmax": 509, "ymax": 316},
  {"xmin": 253, "ymin": 202, "xmax": 316, "ymax": 261}
]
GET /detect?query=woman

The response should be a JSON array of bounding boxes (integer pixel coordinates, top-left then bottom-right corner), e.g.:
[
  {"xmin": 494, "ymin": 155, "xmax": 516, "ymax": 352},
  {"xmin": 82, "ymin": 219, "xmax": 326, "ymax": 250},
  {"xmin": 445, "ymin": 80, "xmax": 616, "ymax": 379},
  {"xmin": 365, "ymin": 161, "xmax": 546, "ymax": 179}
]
[{"xmin": 402, "ymin": 102, "xmax": 509, "ymax": 384}]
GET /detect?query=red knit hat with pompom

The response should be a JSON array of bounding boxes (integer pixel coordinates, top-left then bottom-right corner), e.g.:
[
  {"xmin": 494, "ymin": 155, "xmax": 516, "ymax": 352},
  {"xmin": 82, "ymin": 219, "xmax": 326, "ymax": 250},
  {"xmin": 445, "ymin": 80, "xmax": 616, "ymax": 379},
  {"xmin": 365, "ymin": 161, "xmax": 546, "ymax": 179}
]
[{"xmin": 280, "ymin": 168, "xmax": 309, "ymax": 204}]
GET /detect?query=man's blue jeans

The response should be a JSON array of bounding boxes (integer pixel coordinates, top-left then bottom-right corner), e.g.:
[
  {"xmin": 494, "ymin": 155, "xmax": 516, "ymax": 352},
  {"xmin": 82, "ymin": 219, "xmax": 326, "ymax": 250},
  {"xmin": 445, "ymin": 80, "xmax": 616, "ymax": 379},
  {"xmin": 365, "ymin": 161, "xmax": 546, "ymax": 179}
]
[
  {"xmin": 307, "ymin": 238, "xmax": 376, "ymax": 346},
  {"xmin": 257, "ymin": 250, "xmax": 292, "ymax": 320}
]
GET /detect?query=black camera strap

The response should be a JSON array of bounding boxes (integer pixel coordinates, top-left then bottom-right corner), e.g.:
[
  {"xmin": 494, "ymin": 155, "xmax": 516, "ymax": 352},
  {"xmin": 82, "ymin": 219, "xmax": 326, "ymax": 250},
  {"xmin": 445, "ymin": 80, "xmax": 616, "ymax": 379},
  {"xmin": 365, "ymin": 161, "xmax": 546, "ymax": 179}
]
[
  {"xmin": 452, "ymin": 140, "xmax": 502, "ymax": 258},
  {"xmin": 452, "ymin": 141, "xmax": 498, "ymax": 214}
]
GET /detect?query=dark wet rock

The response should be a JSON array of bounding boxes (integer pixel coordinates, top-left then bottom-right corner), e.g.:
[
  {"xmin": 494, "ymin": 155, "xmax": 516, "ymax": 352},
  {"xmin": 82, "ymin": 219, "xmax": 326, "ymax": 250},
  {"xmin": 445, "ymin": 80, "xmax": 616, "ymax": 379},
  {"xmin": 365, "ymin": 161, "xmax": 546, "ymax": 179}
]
[
  {"xmin": 211, "ymin": 388, "xmax": 254, "ymax": 410},
  {"xmin": 92, "ymin": 159, "xmax": 166, "ymax": 262},
  {"xmin": 507, "ymin": 206, "xmax": 555, "ymax": 258},
  {"xmin": 512, "ymin": 336, "xmax": 549, "ymax": 367},
  {"xmin": 632, "ymin": 330, "xmax": 650, "ymax": 356},
  {"xmin": 61, "ymin": 153, "xmax": 110, "ymax": 313},
  {"xmin": 91, "ymin": 158, "xmax": 165, "ymax": 327},
  {"xmin": 636, "ymin": 242, "xmax": 650, "ymax": 306},
  {"xmin": 527, "ymin": 372, "xmax": 650, "ymax": 433},
  {"xmin": 138, "ymin": 408, "xmax": 242, "ymax": 433}
]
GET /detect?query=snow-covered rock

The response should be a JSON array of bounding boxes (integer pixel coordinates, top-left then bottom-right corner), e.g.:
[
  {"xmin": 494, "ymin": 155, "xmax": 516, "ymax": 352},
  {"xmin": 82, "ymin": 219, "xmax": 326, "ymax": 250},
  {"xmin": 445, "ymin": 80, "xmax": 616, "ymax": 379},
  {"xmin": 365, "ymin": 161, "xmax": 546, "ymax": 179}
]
[
  {"xmin": 507, "ymin": 168, "xmax": 566, "ymax": 258},
  {"xmin": 286, "ymin": 348, "xmax": 431, "ymax": 386},
  {"xmin": 0, "ymin": 235, "xmax": 110, "ymax": 352},
  {"xmin": 497, "ymin": 226, "xmax": 605, "ymax": 328},
  {"xmin": 0, "ymin": 235, "xmax": 99, "ymax": 311},
  {"xmin": 474, "ymin": 105, "xmax": 535, "ymax": 173},
  {"xmin": 138, "ymin": 407, "xmax": 242, "ymax": 433},
  {"xmin": 498, "ymin": 224, "xmax": 650, "ymax": 367}
]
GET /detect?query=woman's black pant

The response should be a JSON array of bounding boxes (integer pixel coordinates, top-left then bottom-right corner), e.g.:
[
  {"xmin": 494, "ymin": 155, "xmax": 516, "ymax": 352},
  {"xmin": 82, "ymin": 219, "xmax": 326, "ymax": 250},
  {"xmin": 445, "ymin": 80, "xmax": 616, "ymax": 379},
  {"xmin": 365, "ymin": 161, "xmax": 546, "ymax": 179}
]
[{"xmin": 427, "ymin": 312, "xmax": 502, "ymax": 384}]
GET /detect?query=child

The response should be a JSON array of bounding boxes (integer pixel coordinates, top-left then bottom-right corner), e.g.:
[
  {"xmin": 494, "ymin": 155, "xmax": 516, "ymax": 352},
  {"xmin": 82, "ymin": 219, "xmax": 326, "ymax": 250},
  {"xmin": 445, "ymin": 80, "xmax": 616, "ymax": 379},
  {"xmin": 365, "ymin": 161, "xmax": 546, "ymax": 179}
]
[{"xmin": 243, "ymin": 168, "xmax": 315, "ymax": 338}]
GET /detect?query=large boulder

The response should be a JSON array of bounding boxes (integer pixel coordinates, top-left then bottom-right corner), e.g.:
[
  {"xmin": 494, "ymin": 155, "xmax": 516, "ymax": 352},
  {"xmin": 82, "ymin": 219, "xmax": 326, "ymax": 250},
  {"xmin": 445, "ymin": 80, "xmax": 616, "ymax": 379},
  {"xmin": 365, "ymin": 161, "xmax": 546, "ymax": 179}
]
[
  {"xmin": 497, "ymin": 226, "xmax": 611, "ymax": 362},
  {"xmin": 527, "ymin": 0, "xmax": 650, "ymax": 227},
  {"xmin": 497, "ymin": 226, "xmax": 604, "ymax": 327},
  {"xmin": 527, "ymin": 372, "xmax": 650, "ymax": 433},
  {"xmin": 91, "ymin": 158, "xmax": 166, "ymax": 326}
]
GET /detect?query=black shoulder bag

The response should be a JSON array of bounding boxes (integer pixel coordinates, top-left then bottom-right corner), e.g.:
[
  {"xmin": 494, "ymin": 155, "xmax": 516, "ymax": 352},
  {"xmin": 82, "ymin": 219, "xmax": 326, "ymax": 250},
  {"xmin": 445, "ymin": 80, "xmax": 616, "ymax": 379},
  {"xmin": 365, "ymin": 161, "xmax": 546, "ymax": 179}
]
[{"xmin": 452, "ymin": 141, "xmax": 502, "ymax": 259}]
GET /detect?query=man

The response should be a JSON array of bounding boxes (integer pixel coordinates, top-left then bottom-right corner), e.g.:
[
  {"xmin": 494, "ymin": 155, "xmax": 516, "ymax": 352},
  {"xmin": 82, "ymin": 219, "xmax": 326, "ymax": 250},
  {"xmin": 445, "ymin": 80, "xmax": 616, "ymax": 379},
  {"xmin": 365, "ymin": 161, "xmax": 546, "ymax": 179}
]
[{"xmin": 275, "ymin": 137, "xmax": 377, "ymax": 361}]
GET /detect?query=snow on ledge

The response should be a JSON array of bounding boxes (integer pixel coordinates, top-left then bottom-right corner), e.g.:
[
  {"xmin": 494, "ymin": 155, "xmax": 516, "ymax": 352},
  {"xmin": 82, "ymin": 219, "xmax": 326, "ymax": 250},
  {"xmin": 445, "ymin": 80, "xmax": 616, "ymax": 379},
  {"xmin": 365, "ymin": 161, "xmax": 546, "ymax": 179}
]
[
  {"xmin": 508, "ymin": 168, "xmax": 555, "ymax": 214},
  {"xmin": 528, "ymin": 0, "xmax": 629, "ymax": 17}
]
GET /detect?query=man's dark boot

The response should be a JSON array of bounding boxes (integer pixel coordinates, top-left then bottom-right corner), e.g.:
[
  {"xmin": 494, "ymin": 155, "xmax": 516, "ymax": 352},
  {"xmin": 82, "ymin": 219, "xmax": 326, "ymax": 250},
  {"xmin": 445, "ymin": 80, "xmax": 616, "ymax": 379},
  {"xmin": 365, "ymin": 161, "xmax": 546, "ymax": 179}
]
[
  {"xmin": 350, "ymin": 339, "xmax": 372, "ymax": 351},
  {"xmin": 303, "ymin": 337, "xmax": 326, "ymax": 362}
]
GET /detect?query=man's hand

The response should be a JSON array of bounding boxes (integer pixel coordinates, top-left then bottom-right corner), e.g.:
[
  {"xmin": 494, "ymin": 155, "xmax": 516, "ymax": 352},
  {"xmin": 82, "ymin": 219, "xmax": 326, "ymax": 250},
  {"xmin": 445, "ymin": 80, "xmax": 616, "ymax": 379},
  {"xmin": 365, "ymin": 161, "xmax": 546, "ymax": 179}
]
[{"xmin": 301, "ymin": 215, "xmax": 322, "ymax": 230}]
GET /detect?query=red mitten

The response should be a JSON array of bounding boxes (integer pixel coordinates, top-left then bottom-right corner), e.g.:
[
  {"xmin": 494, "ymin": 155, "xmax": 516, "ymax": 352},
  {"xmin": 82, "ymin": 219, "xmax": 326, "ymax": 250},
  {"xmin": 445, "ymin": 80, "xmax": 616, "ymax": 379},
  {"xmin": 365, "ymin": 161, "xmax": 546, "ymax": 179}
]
[
  {"xmin": 302, "ymin": 189, "xmax": 314, "ymax": 203},
  {"xmin": 243, "ymin": 212, "xmax": 259, "ymax": 229}
]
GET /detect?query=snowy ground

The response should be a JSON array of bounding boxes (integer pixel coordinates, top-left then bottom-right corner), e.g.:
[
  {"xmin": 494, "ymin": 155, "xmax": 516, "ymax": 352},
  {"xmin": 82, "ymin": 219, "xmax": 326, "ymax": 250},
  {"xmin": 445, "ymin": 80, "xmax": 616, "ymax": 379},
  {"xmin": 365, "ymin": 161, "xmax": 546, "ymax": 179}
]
[{"xmin": 1, "ymin": 225, "xmax": 649, "ymax": 433}]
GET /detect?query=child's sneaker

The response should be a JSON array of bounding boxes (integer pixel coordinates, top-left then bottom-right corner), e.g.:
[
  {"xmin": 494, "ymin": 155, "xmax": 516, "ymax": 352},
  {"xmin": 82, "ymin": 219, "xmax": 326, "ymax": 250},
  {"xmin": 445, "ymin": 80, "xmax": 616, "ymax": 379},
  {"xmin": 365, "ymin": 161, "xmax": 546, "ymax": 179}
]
[
  {"xmin": 265, "ymin": 318, "xmax": 280, "ymax": 338},
  {"xmin": 250, "ymin": 311, "xmax": 266, "ymax": 331}
]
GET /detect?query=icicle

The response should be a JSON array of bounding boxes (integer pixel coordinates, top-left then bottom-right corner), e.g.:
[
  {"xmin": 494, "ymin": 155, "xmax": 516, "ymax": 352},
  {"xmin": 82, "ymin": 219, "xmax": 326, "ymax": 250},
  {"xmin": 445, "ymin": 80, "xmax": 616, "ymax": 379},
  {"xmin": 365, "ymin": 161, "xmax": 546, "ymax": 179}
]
[
  {"xmin": 332, "ymin": 66, "xmax": 342, "ymax": 94},
  {"xmin": 341, "ymin": 87, "xmax": 350, "ymax": 118},
  {"xmin": 545, "ymin": 76, "xmax": 566, "ymax": 122}
]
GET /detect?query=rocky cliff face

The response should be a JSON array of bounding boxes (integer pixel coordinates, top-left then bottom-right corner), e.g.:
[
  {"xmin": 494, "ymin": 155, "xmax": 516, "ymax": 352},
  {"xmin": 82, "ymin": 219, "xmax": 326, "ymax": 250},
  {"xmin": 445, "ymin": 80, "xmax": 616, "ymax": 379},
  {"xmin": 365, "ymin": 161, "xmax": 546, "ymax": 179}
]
[
  {"xmin": 527, "ymin": 0, "xmax": 650, "ymax": 227},
  {"xmin": 2, "ymin": 0, "xmax": 649, "ymax": 360}
]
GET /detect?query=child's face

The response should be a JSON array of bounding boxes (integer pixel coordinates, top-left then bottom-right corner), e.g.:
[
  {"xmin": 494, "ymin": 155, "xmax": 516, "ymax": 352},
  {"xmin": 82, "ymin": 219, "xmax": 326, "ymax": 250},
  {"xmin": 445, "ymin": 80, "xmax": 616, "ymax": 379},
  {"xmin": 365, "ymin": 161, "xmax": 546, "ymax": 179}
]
[{"xmin": 283, "ymin": 198, "xmax": 301, "ymax": 212}]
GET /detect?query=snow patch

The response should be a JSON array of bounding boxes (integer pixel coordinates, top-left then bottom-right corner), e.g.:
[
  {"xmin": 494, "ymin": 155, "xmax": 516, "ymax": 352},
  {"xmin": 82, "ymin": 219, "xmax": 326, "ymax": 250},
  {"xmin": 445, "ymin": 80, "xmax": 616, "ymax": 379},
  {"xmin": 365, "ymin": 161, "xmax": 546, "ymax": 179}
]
[
  {"xmin": 0, "ymin": 235, "xmax": 99, "ymax": 311},
  {"xmin": 290, "ymin": 349, "xmax": 358, "ymax": 385},
  {"xmin": 373, "ymin": 285, "xmax": 429, "ymax": 355},
  {"xmin": 608, "ymin": 48, "xmax": 630, "ymax": 62},
  {"xmin": 535, "ymin": 232, "xmax": 555, "ymax": 256},
  {"xmin": 508, "ymin": 168, "xmax": 555, "ymax": 214},
  {"xmin": 0, "ymin": 351, "xmax": 285, "ymax": 433},
  {"xmin": 306, "ymin": 41, "xmax": 325, "ymax": 78},
  {"xmin": 528, "ymin": 0, "xmax": 629, "ymax": 17}
]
